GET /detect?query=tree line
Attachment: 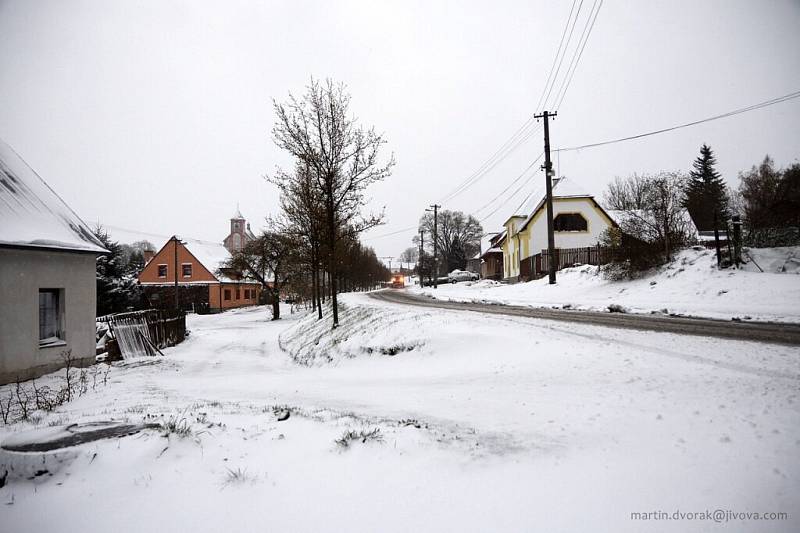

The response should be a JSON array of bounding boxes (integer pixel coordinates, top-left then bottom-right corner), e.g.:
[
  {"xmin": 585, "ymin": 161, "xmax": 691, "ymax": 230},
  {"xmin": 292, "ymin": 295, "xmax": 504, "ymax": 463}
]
[{"xmin": 601, "ymin": 144, "xmax": 799, "ymax": 277}]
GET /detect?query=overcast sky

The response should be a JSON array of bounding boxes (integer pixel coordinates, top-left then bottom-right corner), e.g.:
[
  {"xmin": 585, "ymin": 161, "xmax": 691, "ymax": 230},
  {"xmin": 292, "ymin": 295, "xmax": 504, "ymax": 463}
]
[{"xmin": 1, "ymin": 0, "xmax": 799, "ymax": 257}]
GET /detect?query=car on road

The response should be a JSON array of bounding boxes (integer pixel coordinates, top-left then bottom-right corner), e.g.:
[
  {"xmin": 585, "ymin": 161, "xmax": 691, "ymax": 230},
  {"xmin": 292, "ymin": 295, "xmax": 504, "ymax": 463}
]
[
  {"xmin": 447, "ymin": 269, "xmax": 479, "ymax": 283},
  {"xmin": 390, "ymin": 274, "xmax": 405, "ymax": 288}
]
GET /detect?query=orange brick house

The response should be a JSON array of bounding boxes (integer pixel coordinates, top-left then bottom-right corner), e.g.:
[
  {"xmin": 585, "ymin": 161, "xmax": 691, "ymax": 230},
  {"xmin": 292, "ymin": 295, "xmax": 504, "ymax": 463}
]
[{"xmin": 137, "ymin": 212, "xmax": 262, "ymax": 313}]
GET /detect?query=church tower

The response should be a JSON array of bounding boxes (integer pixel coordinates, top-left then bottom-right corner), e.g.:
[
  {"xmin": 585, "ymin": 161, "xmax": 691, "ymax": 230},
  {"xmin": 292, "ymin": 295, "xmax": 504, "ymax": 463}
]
[{"xmin": 223, "ymin": 206, "xmax": 251, "ymax": 253}]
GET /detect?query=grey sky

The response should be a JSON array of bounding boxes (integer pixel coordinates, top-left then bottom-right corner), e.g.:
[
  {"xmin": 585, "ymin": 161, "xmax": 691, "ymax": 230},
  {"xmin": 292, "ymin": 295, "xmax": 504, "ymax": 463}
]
[{"xmin": 1, "ymin": 0, "xmax": 798, "ymax": 258}]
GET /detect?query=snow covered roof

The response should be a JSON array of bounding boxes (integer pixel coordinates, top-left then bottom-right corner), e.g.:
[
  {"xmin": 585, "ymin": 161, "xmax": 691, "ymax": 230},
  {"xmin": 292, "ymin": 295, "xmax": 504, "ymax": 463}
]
[
  {"xmin": 0, "ymin": 138, "xmax": 107, "ymax": 254},
  {"xmin": 605, "ymin": 209, "xmax": 699, "ymax": 242},
  {"xmin": 182, "ymin": 239, "xmax": 234, "ymax": 279}
]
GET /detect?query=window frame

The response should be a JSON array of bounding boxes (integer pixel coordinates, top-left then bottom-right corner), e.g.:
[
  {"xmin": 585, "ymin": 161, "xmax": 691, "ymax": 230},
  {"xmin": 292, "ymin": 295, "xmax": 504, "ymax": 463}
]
[
  {"xmin": 182, "ymin": 263, "xmax": 192, "ymax": 278},
  {"xmin": 39, "ymin": 288, "xmax": 65, "ymax": 347},
  {"xmin": 224, "ymin": 289, "xmax": 231, "ymax": 301},
  {"xmin": 157, "ymin": 264, "xmax": 168, "ymax": 278}
]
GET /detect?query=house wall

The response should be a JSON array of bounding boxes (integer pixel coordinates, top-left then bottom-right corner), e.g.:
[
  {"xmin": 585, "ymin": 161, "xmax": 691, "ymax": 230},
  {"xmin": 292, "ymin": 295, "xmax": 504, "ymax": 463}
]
[
  {"xmin": 526, "ymin": 197, "xmax": 615, "ymax": 255},
  {"xmin": 209, "ymin": 282, "xmax": 261, "ymax": 310},
  {"xmin": 0, "ymin": 248, "xmax": 97, "ymax": 384},
  {"xmin": 502, "ymin": 217, "xmax": 526, "ymax": 280}
]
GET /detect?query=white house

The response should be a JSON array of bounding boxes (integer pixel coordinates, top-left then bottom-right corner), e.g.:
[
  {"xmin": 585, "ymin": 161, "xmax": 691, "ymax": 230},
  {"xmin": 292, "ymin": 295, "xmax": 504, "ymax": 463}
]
[
  {"xmin": 501, "ymin": 179, "xmax": 618, "ymax": 281},
  {"xmin": 0, "ymin": 139, "xmax": 107, "ymax": 384}
]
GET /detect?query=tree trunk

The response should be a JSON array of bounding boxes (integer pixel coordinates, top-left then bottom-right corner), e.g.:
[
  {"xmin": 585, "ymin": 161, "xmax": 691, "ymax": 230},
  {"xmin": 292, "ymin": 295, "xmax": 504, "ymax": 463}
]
[
  {"xmin": 327, "ymin": 197, "xmax": 339, "ymax": 328},
  {"xmin": 271, "ymin": 296, "xmax": 280, "ymax": 320}
]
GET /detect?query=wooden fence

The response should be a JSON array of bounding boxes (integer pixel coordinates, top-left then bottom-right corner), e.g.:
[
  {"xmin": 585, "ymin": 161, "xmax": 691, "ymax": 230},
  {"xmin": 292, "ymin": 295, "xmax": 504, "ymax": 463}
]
[
  {"xmin": 521, "ymin": 246, "xmax": 612, "ymax": 280},
  {"xmin": 98, "ymin": 309, "xmax": 186, "ymax": 358}
]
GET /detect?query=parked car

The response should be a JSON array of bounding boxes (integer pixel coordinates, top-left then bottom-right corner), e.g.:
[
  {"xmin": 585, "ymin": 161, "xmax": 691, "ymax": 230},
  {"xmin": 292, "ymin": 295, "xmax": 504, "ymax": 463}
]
[{"xmin": 447, "ymin": 270, "xmax": 479, "ymax": 283}]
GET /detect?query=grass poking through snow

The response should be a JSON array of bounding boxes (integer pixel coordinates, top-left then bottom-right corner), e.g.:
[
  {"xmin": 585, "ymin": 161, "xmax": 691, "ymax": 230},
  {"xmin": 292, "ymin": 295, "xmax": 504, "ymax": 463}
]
[{"xmin": 335, "ymin": 428, "xmax": 383, "ymax": 449}]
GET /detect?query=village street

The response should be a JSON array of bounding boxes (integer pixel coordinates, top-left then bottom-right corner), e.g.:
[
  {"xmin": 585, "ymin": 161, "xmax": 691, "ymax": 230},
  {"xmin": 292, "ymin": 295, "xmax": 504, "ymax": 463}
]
[{"xmin": 2, "ymin": 294, "xmax": 798, "ymax": 532}]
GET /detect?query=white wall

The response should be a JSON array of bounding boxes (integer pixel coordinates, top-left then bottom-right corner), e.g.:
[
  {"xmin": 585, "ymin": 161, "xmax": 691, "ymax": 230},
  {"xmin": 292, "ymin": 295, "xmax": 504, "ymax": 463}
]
[
  {"xmin": 527, "ymin": 198, "xmax": 613, "ymax": 255},
  {"xmin": 0, "ymin": 248, "xmax": 97, "ymax": 384}
]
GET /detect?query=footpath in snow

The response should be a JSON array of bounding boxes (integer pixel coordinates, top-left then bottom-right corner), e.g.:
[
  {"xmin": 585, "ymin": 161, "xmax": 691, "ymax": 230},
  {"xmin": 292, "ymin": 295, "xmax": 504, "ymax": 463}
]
[
  {"xmin": 414, "ymin": 247, "xmax": 800, "ymax": 323},
  {"xmin": 1, "ymin": 295, "xmax": 798, "ymax": 532}
]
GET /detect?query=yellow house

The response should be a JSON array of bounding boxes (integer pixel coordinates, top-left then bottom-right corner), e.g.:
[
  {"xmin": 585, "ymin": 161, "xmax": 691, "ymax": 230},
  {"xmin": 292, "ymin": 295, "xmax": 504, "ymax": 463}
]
[{"xmin": 501, "ymin": 180, "xmax": 618, "ymax": 281}]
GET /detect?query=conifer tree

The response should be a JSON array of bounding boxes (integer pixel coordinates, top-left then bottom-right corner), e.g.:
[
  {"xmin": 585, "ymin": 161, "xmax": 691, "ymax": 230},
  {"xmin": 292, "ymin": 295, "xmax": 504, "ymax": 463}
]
[{"xmin": 684, "ymin": 144, "xmax": 729, "ymax": 231}]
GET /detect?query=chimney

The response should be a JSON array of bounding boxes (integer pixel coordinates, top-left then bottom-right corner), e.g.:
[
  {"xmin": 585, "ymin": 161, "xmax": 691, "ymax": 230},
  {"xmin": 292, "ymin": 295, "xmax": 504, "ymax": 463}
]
[{"xmin": 143, "ymin": 249, "xmax": 155, "ymax": 265}]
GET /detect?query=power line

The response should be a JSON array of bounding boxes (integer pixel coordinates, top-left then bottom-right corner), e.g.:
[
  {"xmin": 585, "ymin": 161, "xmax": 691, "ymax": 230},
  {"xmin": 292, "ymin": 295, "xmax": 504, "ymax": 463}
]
[
  {"xmin": 542, "ymin": 0, "xmax": 585, "ymax": 110},
  {"xmin": 553, "ymin": 0, "xmax": 604, "ymax": 111},
  {"xmin": 478, "ymin": 161, "xmax": 544, "ymax": 222},
  {"xmin": 366, "ymin": 224, "xmax": 419, "ymax": 240},
  {"xmin": 535, "ymin": 0, "xmax": 579, "ymax": 113},
  {"xmin": 471, "ymin": 153, "xmax": 544, "ymax": 217},
  {"xmin": 437, "ymin": 122, "xmax": 542, "ymax": 203},
  {"xmin": 556, "ymin": 89, "xmax": 800, "ymax": 152}
]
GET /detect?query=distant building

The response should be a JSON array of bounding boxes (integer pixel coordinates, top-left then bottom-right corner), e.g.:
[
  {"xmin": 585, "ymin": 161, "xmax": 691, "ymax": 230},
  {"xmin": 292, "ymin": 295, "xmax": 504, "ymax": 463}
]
[
  {"xmin": 0, "ymin": 139, "xmax": 107, "ymax": 384},
  {"xmin": 137, "ymin": 212, "xmax": 262, "ymax": 313},
  {"xmin": 223, "ymin": 207, "xmax": 255, "ymax": 254},
  {"xmin": 479, "ymin": 231, "xmax": 505, "ymax": 280}
]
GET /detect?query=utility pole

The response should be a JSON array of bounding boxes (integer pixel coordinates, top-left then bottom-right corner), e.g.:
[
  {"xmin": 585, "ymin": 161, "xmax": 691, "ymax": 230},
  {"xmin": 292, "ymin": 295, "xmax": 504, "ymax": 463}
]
[
  {"xmin": 418, "ymin": 230, "xmax": 425, "ymax": 287},
  {"xmin": 173, "ymin": 236, "xmax": 180, "ymax": 310},
  {"xmin": 534, "ymin": 110, "xmax": 558, "ymax": 284},
  {"xmin": 427, "ymin": 204, "xmax": 441, "ymax": 288},
  {"xmin": 381, "ymin": 256, "xmax": 394, "ymax": 274}
]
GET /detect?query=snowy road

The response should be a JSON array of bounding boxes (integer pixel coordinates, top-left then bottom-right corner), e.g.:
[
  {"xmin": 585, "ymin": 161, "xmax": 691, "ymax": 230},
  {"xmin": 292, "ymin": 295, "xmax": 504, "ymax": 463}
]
[
  {"xmin": 371, "ymin": 289, "xmax": 800, "ymax": 345},
  {"xmin": 1, "ymin": 295, "xmax": 798, "ymax": 532}
]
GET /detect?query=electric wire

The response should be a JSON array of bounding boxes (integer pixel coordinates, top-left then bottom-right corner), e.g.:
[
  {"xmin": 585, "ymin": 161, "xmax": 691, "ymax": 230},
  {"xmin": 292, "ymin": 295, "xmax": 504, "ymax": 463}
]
[
  {"xmin": 556, "ymin": 89, "xmax": 800, "ymax": 152},
  {"xmin": 542, "ymin": 0, "xmax": 585, "ymax": 110},
  {"xmin": 553, "ymin": 0, "xmax": 604, "ymax": 111}
]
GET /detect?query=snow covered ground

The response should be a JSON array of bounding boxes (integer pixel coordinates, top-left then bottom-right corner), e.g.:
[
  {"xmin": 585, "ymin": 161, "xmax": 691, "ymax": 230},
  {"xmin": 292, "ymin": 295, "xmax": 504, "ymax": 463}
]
[
  {"xmin": 1, "ymin": 294, "xmax": 799, "ymax": 532},
  {"xmin": 414, "ymin": 247, "xmax": 800, "ymax": 323}
]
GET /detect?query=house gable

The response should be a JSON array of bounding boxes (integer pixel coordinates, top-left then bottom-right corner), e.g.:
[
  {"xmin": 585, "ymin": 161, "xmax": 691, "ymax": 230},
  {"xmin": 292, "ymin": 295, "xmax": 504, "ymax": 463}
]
[
  {"xmin": 525, "ymin": 197, "xmax": 617, "ymax": 254},
  {"xmin": 138, "ymin": 238, "xmax": 218, "ymax": 285}
]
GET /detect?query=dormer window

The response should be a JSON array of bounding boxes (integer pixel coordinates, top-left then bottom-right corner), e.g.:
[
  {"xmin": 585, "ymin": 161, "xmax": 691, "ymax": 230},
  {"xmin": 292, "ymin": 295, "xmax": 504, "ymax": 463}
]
[{"xmin": 554, "ymin": 213, "xmax": 588, "ymax": 232}]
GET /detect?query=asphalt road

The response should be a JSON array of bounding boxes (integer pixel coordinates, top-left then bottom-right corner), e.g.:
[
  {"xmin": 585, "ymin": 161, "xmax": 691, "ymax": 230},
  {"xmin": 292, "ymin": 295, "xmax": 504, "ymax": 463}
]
[{"xmin": 368, "ymin": 289, "xmax": 800, "ymax": 346}]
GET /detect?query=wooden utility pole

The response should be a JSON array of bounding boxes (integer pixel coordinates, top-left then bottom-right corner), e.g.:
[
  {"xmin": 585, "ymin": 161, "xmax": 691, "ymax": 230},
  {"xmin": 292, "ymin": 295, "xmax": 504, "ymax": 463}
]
[
  {"xmin": 172, "ymin": 236, "xmax": 180, "ymax": 310},
  {"xmin": 418, "ymin": 230, "xmax": 425, "ymax": 287},
  {"xmin": 427, "ymin": 204, "xmax": 441, "ymax": 288},
  {"xmin": 535, "ymin": 110, "xmax": 558, "ymax": 284}
]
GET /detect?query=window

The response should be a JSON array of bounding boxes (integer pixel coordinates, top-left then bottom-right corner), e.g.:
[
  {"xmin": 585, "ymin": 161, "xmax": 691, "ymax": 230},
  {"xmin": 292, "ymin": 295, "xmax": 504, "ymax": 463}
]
[
  {"xmin": 224, "ymin": 289, "xmax": 232, "ymax": 301},
  {"xmin": 243, "ymin": 289, "xmax": 249, "ymax": 299},
  {"xmin": 158, "ymin": 264, "xmax": 168, "ymax": 277},
  {"xmin": 235, "ymin": 288, "xmax": 241, "ymax": 300},
  {"xmin": 182, "ymin": 263, "xmax": 192, "ymax": 277},
  {"xmin": 553, "ymin": 213, "xmax": 588, "ymax": 232},
  {"xmin": 39, "ymin": 289, "xmax": 63, "ymax": 345}
]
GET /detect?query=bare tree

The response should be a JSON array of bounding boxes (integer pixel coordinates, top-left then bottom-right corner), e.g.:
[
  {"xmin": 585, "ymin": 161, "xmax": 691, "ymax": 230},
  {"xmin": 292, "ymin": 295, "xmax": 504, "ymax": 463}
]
[
  {"xmin": 604, "ymin": 171, "xmax": 694, "ymax": 264},
  {"xmin": 272, "ymin": 78, "xmax": 394, "ymax": 328},
  {"xmin": 398, "ymin": 246, "xmax": 419, "ymax": 263},
  {"xmin": 270, "ymin": 162, "xmax": 326, "ymax": 319},
  {"xmin": 417, "ymin": 210, "xmax": 482, "ymax": 274},
  {"xmin": 223, "ymin": 230, "xmax": 300, "ymax": 320}
]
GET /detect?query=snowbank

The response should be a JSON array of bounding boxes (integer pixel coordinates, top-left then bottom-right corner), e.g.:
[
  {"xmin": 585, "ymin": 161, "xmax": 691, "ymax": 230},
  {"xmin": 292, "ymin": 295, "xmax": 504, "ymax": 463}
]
[
  {"xmin": 279, "ymin": 299, "xmax": 431, "ymax": 365},
  {"xmin": 414, "ymin": 247, "xmax": 800, "ymax": 322}
]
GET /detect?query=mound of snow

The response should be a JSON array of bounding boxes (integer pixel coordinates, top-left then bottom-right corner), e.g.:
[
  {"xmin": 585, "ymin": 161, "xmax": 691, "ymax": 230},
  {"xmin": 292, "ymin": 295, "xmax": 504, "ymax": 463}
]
[{"xmin": 279, "ymin": 300, "xmax": 428, "ymax": 365}]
